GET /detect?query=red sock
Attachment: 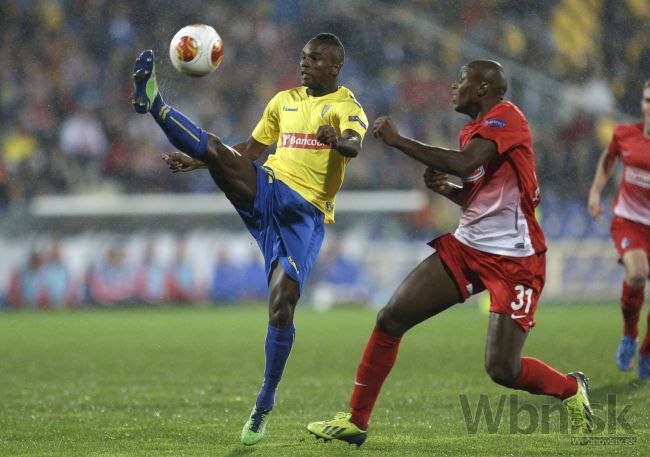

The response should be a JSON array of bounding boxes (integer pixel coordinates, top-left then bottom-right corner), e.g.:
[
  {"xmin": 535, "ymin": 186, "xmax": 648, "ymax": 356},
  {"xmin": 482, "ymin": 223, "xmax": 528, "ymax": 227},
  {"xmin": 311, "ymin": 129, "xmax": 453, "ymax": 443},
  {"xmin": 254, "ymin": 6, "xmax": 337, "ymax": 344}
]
[
  {"xmin": 621, "ymin": 281, "xmax": 644, "ymax": 339},
  {"xmin": 514, "ymin": 357, "xmax": 577, "ymax": 400},
  {"xmin": 349, "ymin": 327, "xmax": 401, "ymax": 430},
  {"xmin": 640, "ymin": 312, "xmax": 650, "ymax": 357}
]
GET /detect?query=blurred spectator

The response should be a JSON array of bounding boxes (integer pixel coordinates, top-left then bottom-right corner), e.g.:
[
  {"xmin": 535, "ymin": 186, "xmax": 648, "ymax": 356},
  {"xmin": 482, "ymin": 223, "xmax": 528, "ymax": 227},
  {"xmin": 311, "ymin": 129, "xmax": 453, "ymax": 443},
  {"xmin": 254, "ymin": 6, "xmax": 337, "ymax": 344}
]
[
  {"xmin": 87, "ymin": 246, "xmax": 134, "ymax": 305},
  {"xmin": 134, "ymin": 242, "xmax": 166, "ymax": 304},
  {"xmin": 311, "ymin": 240, "xmax": 370, "ymax": 311},
  {"xmin": 209, "ymin": 250, "xmax": 247, "ymax": 303},
  {"xmin": 6, "ymin": 243, "xmax": 75, "ymax": 309},
  {"xmin": 7, "ymin": 251, "xmax": 47, "ymax": 309},
  {"xmin": 165, "ymin": 242, "xmax": 200, "ymax": 303},
  {"xmin": 41, "ymin": 242, "xmax": 73, "ymax": 308},
  {"xmin": 58, "ymin": 105, "xmax": 108, "ymax": 189},
  {"xmin": 2, "ymin": 120, "xmax": 46, "ymax": 205},
  {"xmin": 240, "ymin": 252, "xmax": 267, "ymax": 302}
]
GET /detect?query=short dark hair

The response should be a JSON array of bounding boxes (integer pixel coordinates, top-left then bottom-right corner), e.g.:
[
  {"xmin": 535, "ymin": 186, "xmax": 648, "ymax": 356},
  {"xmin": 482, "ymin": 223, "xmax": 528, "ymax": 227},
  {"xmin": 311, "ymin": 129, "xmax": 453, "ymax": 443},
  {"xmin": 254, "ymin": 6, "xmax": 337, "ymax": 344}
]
[{"xmin": 312, "ymin": 33, "xmax": 345, "ymax": 65}]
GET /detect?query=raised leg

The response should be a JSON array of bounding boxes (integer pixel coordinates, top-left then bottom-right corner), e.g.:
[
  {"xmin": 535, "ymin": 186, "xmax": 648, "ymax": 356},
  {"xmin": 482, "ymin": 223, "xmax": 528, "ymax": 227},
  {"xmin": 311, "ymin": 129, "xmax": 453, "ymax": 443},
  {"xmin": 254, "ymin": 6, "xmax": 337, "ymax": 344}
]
[{"xmin": 133, "ymin": 50, "xmax": 258, "ymax": 212}]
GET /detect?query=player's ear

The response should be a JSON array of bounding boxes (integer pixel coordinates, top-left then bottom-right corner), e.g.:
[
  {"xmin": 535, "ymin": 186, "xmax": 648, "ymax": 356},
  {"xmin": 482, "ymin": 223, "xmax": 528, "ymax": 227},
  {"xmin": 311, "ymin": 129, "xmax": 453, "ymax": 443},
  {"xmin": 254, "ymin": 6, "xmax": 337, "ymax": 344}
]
[
  {"xmin": 332, "ymin": 63, "xmax": 341, "ymax": 77},
  {"xmin": 477, "ymin": 81, "xmax": 488, "ymax": 97}
]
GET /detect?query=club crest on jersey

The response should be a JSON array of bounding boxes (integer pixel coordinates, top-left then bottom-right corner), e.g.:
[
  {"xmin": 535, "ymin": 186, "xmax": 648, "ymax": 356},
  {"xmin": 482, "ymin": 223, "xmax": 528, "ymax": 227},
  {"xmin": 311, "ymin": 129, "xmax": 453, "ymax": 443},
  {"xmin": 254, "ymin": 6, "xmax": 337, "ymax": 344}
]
[
  {"xmin": 348, "ymin": 115, "xmax": 367, "ymax": 130},
  {"xmin": 484, "ymin": 118, "xmax": 506, "ymax": 128},
  {"xmin": 322, "ymin": 105, "xmax": 331, "ymax": 118},
  {"xmin": 281, "ymin": 133, "xmax": 329, "ymax": 149}
]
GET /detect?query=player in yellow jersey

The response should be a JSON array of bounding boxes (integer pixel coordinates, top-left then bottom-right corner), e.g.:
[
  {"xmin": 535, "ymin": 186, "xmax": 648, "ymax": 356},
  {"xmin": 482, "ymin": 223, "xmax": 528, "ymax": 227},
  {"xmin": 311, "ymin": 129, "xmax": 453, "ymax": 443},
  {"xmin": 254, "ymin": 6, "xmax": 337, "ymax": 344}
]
[{"xmin": 132, "ymin": 33, "xmax": 367, "ymax": 445}]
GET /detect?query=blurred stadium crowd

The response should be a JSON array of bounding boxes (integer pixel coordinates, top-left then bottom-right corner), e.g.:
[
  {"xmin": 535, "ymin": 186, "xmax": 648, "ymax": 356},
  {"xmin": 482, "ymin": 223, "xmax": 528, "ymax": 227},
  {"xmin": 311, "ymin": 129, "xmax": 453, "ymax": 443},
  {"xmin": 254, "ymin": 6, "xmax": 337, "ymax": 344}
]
[
  {"xmin": 1, "ymin": 0, "xmax": 645, "ymax": 308},
  {"xmin": 1, "ymin": 0, "xmax": 648, "ymax": 204},
  {"xmin": 0, "ymin": 234, "xmax": 375, "ymax": 310},
  {"xmin": 3, "ymin": 240, "xmax": 269, "ymax": 309}
]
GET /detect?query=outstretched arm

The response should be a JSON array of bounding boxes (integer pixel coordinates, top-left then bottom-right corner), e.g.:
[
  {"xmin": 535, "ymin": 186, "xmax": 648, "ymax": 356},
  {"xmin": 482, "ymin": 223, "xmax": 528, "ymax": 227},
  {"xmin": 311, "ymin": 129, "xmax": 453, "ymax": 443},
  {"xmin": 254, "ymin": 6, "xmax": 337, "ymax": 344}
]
[
  {"xmin": 162, "ymin": 151, "xmax": 205, "ymax": 172},
  {"xmin": 162, "ymin": 136, "xmax": 268, "ymax": 172},
  {"xmin": 373, "ymin": 116, "xmax": 497, "ymax": 177},
  {"xmin": 317, "ymin": 126, "xmax": 362, "ymax": 158},
  {"xmin": 588, "ymin": 148, "xmax": 618, "ymax": 219}
]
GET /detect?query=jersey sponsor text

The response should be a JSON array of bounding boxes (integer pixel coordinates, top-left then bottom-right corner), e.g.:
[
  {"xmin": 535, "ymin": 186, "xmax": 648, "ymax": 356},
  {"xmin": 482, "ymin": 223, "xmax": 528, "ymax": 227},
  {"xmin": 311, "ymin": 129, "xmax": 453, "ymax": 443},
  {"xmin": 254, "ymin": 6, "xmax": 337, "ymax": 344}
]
[{"xmin": 281, "ymin": 133, "xmax": 330, "ymax": 150}]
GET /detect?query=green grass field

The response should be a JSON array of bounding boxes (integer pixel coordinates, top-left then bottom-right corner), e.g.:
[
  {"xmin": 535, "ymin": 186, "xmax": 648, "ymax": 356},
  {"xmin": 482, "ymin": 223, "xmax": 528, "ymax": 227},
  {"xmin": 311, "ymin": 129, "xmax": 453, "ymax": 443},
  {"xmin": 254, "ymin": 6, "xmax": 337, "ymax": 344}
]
[{"xmin": 0, "ymin": 303, "xmax": 648, "ymax": 456}]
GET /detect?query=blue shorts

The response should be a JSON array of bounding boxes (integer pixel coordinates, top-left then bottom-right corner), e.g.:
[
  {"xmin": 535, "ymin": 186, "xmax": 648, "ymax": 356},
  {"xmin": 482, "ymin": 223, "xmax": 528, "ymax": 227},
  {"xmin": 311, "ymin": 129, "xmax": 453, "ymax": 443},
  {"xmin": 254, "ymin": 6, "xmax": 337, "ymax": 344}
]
[{"xmin": 236, "ymin": 163, "xmax": 325, "ymax": 294}]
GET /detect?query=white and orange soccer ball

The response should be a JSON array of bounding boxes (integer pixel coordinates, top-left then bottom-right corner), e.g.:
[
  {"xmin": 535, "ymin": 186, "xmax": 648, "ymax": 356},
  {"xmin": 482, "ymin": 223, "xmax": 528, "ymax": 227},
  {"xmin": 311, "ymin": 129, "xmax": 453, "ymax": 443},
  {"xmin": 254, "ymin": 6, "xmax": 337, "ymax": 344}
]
[{"xmin": 169, "ymin": 24, "xmax": 224, "ymax": 77}]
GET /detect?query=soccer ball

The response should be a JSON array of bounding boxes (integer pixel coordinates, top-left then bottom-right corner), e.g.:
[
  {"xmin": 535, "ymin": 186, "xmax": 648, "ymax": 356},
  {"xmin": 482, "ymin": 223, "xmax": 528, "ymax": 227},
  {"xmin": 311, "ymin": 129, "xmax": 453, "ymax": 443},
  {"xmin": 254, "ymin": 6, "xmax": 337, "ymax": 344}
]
[{"xmin": 169, "ymin": 24, "xmax": 224, "ymax": 77}]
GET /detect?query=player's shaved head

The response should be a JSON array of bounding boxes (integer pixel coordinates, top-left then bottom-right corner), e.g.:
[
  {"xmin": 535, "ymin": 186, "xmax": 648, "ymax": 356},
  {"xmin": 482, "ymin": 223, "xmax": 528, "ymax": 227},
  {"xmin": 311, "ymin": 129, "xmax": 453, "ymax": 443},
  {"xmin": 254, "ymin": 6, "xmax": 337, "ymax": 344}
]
[
  {"xmin": 466, "ymin": 60, "xmax": 508, "ymax": 98},
  {"xmin": 452, "ymin": 60, "xmax": 508, "ymax": 118},
  {"xmin": 311, "ymin": 33, "xmax": 345, "ymax": 65}
]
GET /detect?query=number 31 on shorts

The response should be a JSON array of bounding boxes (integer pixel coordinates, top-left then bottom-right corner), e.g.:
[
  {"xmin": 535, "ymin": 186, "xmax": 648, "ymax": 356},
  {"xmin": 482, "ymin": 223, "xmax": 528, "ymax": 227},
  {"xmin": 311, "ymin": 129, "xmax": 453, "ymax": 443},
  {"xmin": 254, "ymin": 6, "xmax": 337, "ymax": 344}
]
[{"xmin": 510, "ymin": 284, "xmax": 534, "ymax": 313}]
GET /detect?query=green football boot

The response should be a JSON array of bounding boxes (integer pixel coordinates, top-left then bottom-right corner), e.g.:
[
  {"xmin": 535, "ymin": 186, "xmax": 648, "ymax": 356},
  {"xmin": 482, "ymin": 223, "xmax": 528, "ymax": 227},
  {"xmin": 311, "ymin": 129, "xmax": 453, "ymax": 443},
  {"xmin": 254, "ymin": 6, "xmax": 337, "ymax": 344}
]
[
  {"xmin": 563, "ymin": 371, "xmax": 594, "ymax": 434},
  {"xmin": 307, "ymin": 412, "xmax": 367, "ymax": 447},
  {"xmin": 240, "ymin": 406, "xmax": 271, "ymax": 446},
  {"xmin": 132, "ymin": 49, "xmax": 159, "ymax": 114}
]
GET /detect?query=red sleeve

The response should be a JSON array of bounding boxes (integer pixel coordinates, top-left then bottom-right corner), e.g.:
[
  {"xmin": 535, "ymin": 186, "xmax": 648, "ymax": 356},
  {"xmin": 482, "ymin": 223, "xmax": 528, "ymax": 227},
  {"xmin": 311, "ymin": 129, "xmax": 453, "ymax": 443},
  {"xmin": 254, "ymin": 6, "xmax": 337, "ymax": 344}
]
[
  {"xmin": 607, "ymin": 126, "xmax": 622, "ymax": 157},
  {"xmin": 471, "ymin": 103, "xmax": 528, "ymax": 155}
]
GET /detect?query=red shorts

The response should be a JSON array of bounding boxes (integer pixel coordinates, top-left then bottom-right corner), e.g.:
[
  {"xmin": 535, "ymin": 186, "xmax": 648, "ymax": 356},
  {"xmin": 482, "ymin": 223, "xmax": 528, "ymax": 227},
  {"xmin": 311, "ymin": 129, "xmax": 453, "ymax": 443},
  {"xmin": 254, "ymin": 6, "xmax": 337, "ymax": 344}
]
[
  {"xmin": 611, "ymin": 216, "xmax": 650, "ymax": 260},
  {"xmin": 429, "ymin": 234, "xmax": 546, "ymax": 331}
]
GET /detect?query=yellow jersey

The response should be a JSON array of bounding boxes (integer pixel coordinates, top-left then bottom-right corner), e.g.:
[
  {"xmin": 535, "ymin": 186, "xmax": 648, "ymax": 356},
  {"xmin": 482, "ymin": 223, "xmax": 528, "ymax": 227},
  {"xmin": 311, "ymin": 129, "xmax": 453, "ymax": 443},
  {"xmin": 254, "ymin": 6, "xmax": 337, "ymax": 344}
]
[{"xmin": 251, "ymin": 86, "xmax": 368, "ymax": 224}]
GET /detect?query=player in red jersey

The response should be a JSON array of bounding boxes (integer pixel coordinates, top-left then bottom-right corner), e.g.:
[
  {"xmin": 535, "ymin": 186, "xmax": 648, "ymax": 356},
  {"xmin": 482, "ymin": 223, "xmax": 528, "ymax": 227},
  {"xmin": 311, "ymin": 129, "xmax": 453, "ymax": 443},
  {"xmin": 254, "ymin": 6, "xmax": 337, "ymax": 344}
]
[
  {"xmin": 588, "ymin": 80, "xmax": 650, "ymax": 380},
  {"xmin": 306, "ymin": 60, "xmax": 593, "ymax": 446}
]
